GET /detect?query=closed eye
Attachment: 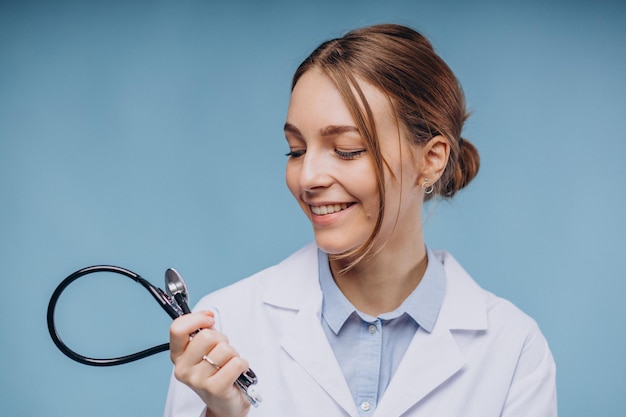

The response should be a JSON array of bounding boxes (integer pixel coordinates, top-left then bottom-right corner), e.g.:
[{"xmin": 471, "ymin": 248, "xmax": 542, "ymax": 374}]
[
  {"xmin": 285, "ymin": 150, "xmax": 306, "ymax": 158},
  {"xmin": 335, "ymin": 149, "xmax": 367, "ymax": 160}
]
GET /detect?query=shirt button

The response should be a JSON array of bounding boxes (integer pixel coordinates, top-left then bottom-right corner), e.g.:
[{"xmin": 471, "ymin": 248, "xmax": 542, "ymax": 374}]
[
  {"xmin": 368, "ymin": 324, "xmax": 377, "ymax": 334},
  {"xmin": 360, "ymin": 401, "xmax": 371, "ymax": 411}
]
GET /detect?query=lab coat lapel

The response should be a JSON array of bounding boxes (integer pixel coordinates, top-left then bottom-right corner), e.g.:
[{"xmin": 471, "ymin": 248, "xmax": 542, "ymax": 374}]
[
  {"xmin": 374, "ymin": 327, "xmax": 465, "ymax": 416},
  {"xmin": 280, "ymin": 304, "xmax": 357, "ymax": 416},
  {"xmin": 374, "ymin": 250, "xmax": 488, "ymax": 416},
  {"xmin": 263, "ymin": 244, "xmax": 357, "ymax": 416}
]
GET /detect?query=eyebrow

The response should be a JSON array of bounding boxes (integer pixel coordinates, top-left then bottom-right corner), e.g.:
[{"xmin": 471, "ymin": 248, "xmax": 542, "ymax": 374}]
[{"xmin": 283, "ymin": 123, "xmax": 360, "ymax": 137}]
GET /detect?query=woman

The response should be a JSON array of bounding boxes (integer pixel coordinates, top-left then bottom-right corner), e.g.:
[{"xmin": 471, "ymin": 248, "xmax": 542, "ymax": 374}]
[{"xmin": 164, "ymin": 24, "xmax": 557, "ymax": 417}]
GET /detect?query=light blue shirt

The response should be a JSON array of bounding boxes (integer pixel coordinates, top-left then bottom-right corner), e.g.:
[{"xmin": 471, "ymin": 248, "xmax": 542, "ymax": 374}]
[{"xmin": 319, "ymin": 248, "xmax": 446, "ymax": 416}]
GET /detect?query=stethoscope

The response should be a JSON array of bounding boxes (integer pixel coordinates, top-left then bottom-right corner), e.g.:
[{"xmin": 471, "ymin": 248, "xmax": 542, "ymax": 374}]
[{"xmin": 47, "ymin": 265, "xmax": 261, "ymax": 407}]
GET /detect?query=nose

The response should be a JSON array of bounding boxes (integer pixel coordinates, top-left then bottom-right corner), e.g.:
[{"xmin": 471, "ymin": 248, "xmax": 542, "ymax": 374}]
[{"xmin": 299, "ymin": 150, "xmax": 333, "ymax": 191}]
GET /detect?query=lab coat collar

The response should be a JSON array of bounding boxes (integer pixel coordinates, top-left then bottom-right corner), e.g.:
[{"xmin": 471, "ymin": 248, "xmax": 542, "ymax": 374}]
[
  {"xmin": 433, "ymin": 249, "xmax": 489, "ymax": 331},
  {"xmin": 261, "ymin": 243, "xmax": 489, "ymax": 416},
  {"xmin": 262, "ymin": 244, "xmax": 488, "ymax": 331},
  {"xmin": 261, "ymin": 242, "xmax": 322, "ymax": 311}
]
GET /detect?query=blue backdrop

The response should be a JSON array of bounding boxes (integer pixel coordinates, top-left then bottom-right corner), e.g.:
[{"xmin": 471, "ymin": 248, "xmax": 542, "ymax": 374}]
[{"xmin": 1, "ymin": 0, "xmax": 625, "ymax": 415}]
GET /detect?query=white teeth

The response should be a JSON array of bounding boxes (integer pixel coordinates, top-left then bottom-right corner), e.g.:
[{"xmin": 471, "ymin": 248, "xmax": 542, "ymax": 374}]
[{"xmin": 311, "ymin": 203, "xmax": 349, "ymax": 215}]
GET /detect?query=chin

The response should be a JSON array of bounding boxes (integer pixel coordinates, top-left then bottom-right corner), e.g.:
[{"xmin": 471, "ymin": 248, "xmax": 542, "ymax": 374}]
[{"xmin": 314, "ymin": 235, "xmax": 361, "ymax": 256}]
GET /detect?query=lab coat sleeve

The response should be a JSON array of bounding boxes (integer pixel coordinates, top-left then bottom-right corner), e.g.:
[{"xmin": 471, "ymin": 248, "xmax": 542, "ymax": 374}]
[{"xmin": 500, "ymin": 320, "xmax": 558, "ymax": 417}]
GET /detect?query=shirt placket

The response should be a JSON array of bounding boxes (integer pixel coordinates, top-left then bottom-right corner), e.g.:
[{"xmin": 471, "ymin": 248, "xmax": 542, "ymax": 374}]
[{"xmin": 356, "ymin": 318, "xmax": 382, "ymax": 416}]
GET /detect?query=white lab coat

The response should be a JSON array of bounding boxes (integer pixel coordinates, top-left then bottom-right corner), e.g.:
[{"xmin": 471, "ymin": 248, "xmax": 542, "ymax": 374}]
[{"xmin": 163, "ymin": 243, "xmax": 557, "ymax": 417}]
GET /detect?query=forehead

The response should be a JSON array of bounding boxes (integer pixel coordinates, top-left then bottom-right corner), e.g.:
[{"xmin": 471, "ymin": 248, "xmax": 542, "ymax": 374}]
[{"xmin": 287, "ymin": 67, "xmax": 396, "ymax": 132}]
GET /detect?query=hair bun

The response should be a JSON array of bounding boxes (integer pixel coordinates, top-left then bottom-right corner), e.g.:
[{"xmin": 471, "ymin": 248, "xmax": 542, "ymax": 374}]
[{"xmin": 442, "ymin": 137, "xmax": 480, "ymax": 198}]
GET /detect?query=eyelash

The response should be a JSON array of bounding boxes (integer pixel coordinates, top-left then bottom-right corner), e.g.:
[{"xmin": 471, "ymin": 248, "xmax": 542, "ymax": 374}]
[
  {"xmin": 285, "ymin": 149, "xmax": 367, "ymax": 160},
  {"xmin": 335, "ymin": 149, "xmax": 366, "ymax": 159},
  {"xmin": 285, "ymin": 150, "xmax": 305, "ymax": 158}
]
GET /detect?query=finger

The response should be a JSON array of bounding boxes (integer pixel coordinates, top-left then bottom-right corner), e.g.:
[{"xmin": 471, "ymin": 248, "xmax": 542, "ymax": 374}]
[
  {"xmin": 188, "ymin": 356, "xmax": 252, "ymax": 414},
  {"xmin": 186, "ymin": 328, "xmax": 229, "ymax": 362},
  {"xmin": 173, "ymin": 327, "xmax": 230, "ymax": 374},
  {"xmin": 205, "ymin": 356, "xmax": 251, "ymax": 395},
  {"xmin": 203, "ymin": 341, "xmax": 240, "ymax": 371},
  {"xmin": 182, "ymin": 338, "xmax": 246, "ymax": 394},
  {"xmin": 169, "ymin": 312, "xmax": 215, "ymax": 358}
]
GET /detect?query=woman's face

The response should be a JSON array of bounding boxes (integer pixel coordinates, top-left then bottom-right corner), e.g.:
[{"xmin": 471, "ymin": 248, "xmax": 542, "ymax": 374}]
[{"xmin": 284, "ymin": 68, "xmax": 425, "ymax": 256}]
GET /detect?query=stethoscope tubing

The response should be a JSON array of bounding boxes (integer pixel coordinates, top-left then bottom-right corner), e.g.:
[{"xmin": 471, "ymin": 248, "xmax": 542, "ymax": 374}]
[{"xmin": 46, "ymin": 265, "xmax": 170, "ymax": 366}]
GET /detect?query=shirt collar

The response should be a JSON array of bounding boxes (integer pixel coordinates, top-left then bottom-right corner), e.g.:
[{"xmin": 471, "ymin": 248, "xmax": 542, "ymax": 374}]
[{"xmin": 319, "ymin": 247, "xmax": 446, "ymax": 334}]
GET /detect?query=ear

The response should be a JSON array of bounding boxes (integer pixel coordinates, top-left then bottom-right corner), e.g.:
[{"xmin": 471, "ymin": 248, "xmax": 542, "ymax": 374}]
[{"xmin": 418, "ymin": 135, "xmax": 450, "ymax": 184}]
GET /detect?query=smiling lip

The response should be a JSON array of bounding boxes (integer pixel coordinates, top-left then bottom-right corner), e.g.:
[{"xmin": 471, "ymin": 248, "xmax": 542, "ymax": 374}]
[{"xmin": 310, "ymin": 203, "xmax": 351, "ymax": 215}]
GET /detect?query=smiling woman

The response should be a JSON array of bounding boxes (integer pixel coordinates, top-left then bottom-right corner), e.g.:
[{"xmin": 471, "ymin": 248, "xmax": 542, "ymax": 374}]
[
  {"xmin": 284, "ymin": 70, "xmax": 384, "ymax": 259},
  {"xmin": 163, "ymin": 24, "xmax": 556, "ymax": 417}
]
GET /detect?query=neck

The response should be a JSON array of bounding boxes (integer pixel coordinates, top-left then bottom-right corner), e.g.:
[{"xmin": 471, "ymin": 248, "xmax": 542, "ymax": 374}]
[{"xmin": 329, "ymin": 240, "xmax": 428, "ymax": 317}]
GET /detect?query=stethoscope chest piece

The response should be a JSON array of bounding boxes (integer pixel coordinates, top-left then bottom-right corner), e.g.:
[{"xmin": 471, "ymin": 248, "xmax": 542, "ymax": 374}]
[{"xmin": 164, "ymin": 268, "xmax": 192, "ymax": 315}]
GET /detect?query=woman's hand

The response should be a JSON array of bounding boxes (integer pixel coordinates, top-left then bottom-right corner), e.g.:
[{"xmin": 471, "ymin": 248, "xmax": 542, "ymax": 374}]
[{"xmin": 170, "ymin": 312, "xmax": 251, "ymax": 417}]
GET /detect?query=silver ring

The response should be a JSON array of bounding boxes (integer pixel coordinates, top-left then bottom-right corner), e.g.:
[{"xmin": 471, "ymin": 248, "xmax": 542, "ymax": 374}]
[{"xmin": 202, "ymin": 355, "xmax": 221, "ymax": 370}]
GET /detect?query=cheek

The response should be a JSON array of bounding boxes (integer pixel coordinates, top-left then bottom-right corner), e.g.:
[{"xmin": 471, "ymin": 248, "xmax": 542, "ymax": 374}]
[
  {"xmin": 285, "ymin": 163, "xmax": 300, "ymax": 198},
  {"xmin": 356, "ymin": 171, "xmax": 381, "ymax": 215}
]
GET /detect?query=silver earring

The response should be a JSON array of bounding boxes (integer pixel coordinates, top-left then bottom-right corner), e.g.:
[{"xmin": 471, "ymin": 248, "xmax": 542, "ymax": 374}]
[{"xmin": 422, "ymin": 178, "xmax": 434, "ymax": 194}]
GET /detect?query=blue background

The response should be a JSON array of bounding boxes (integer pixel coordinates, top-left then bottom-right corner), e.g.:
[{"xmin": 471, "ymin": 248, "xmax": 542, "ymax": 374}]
[{"xmin": 1, "ymin": 0, "xmax": 625, "ymax": 415}]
